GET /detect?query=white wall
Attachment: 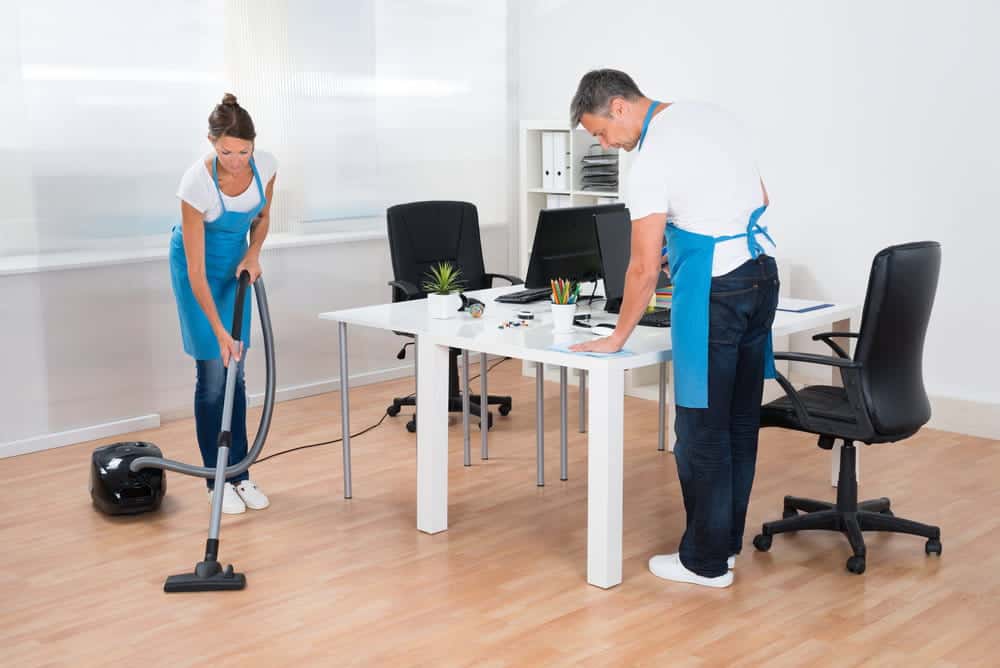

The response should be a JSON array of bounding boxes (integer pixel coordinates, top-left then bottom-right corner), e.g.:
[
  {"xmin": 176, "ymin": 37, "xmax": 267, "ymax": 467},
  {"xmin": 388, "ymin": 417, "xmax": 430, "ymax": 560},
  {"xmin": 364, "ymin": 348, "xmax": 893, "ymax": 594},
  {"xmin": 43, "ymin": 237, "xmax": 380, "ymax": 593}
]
[
  {"xmin": 0, "ymin": 227, "xmax": 510, "ymax": 453},
  {"xmin": 516, "ymin": 0, "xmax": 1000, "ymax": 413}
]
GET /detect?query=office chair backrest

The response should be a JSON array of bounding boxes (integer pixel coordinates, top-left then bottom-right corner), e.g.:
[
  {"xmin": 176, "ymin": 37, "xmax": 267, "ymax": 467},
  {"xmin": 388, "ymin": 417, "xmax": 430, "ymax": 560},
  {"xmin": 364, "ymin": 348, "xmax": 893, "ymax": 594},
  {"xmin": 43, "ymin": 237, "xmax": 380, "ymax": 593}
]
[
  {"xmin": 386, "ymin": 201, "xmax": 488, "ymax": 301},
  {"xmin": 854, "ymin": 241, "xmax": 941, "ymax": 436}
]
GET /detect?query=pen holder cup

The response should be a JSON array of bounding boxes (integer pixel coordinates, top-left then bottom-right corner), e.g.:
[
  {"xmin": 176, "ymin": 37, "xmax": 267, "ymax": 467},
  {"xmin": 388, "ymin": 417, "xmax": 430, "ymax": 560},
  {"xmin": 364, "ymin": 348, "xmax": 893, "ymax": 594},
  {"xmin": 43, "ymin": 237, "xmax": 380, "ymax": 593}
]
[{"xmin": 551, "ymin": 302, "xmax": 577, "ymax": 334}]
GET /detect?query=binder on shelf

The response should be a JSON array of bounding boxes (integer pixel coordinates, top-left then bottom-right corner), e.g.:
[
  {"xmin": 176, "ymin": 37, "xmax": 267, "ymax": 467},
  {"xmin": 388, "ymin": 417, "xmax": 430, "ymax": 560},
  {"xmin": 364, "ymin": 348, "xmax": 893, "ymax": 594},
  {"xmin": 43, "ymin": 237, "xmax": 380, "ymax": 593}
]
[
  {"xmin": 541, "ymin": 132, "xmax": 555, "ymax": 190},
  {"xmin": 546, "ymin": 194, "xmax": 572, "ymax": 208},
  {"xmin": 552, "ymin": 131, "xmax": 570, "ymax": 191}
]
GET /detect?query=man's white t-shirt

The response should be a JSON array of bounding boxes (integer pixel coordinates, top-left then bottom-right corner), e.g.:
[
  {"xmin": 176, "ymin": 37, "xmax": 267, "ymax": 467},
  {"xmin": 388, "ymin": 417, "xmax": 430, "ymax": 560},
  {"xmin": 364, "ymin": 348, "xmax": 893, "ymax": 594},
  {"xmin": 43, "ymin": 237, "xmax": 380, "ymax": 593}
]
[
  {"xmin": 626, "ymin": 102, "xmax": 773, "ymax": 276},
  {"xmin": 176, "ymin": 151, "xmax": 278, "ymax": 223}
]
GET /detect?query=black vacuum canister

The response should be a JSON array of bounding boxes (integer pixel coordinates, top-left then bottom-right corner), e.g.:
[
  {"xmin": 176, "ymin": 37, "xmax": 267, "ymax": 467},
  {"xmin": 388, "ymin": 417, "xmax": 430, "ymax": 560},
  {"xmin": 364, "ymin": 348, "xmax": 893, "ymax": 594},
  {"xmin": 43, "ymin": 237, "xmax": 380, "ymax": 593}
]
[{"xmin": 90, "ymin": 442, "xmax": 167, "ymax": 515}]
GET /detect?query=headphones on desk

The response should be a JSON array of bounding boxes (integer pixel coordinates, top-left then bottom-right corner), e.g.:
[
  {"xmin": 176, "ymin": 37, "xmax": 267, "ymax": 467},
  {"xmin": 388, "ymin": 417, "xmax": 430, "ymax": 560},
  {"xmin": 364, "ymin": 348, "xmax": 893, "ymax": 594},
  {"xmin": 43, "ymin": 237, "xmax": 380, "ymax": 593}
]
[{"xmin": 458, "ymin": 293, "xmax": 486, "ymax": 318}]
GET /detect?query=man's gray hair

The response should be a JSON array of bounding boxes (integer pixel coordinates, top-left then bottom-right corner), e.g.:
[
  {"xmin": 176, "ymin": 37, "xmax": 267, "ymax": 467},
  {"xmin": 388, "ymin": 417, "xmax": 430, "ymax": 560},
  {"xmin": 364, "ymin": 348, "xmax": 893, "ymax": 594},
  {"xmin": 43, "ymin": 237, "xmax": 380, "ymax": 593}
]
[{"xmin": 570, "ymin": 69, "xmax": 644, "ymax": 127}]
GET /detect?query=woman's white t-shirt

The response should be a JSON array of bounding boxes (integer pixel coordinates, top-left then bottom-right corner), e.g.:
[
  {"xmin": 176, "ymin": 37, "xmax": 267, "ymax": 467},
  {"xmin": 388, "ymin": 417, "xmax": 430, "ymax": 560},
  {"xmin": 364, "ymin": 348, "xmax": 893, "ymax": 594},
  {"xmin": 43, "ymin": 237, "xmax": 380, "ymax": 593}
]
[{"xmin": 176, "ymin": 151, "xmax": 278, "ymax": 223}]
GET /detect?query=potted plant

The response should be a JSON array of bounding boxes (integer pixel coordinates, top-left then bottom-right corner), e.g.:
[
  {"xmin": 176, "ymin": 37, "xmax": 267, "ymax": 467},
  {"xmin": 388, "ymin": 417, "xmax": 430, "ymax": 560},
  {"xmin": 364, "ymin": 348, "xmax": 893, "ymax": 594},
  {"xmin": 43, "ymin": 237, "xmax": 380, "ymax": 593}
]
[{"xmin": 422, "ymin": 262, "xmax": 464, "ymax": 319}]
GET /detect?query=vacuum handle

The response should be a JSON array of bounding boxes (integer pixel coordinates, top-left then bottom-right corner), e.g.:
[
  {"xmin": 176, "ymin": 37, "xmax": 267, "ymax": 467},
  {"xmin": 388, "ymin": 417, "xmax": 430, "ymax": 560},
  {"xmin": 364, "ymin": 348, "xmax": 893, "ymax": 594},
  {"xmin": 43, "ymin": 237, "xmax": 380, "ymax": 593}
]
[{"xmin": 231, "ymin": 270, "xmax": 251, "ymax": 342}]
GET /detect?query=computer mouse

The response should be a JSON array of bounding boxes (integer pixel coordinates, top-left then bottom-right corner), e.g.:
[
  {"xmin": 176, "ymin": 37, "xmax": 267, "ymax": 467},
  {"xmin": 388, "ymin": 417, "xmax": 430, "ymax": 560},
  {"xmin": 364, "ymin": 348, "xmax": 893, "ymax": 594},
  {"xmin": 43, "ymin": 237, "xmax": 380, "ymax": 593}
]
[{"xmin": 590, "ymin": 323, "xmax": 616, "ymax": 335}]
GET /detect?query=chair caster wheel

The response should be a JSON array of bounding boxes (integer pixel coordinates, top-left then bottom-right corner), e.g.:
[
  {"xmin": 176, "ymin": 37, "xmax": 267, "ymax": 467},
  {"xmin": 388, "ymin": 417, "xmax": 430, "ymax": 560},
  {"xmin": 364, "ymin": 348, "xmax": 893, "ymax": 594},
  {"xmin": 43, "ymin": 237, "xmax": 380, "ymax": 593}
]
[
  {"xmin": 752, "ymin": 534, "xmax": 772, "ymax": 552},
  {"xmin": 498, "ymin": 404, "xmax": 511, "ymax": 416},
  {"xmin": 406, "ymin": 419, "xmax": 416, "ymax": 433},
  {"xmin": 846, "ymin": 555, "xmax": 866, "ymax": 574},
  {"xmin": 782, "ymin": 509, "xmax": 797, "ymax": 519},
  {"xmin": 387, "ymin": 404, "xmax": 401, "ymax": 417},
  {"xmin": 477, "ymin": 413, "xmax": 494, "ymax": 430},
  {"xmin": 925, "ymin": 538, "xmax": 942, "ymax": 556},
  {"xmin": 881, "ymin": 509, "xmax": 894, "ymax": 517}
]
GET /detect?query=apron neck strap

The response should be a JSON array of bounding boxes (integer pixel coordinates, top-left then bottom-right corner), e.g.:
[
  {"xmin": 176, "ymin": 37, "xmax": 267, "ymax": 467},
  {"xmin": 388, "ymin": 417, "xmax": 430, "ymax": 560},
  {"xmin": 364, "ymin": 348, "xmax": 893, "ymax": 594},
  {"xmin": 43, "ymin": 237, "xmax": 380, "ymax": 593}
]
[
  {"xmin": 211, "ymin": 157, "xmax": 227, "ymax": 213},
  {"xmin": 637, "ymin": 100, "xmax": 661, "ymax": 151}
]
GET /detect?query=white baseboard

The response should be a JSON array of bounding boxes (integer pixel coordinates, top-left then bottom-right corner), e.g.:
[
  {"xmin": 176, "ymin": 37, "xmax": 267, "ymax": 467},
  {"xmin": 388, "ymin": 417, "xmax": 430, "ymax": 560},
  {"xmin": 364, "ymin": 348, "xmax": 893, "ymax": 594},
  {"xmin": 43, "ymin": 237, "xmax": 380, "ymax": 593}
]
[
  {"xmin": 1, "ymin": 365, "xmax": 417, "ymax": 459},
  {"xmin": 0, "ymin": 414, "xmax": 161, "ymax": 459},
  {"xmin": 925, "ymin": 395, "xmax": 1000, "ymax": 440}
]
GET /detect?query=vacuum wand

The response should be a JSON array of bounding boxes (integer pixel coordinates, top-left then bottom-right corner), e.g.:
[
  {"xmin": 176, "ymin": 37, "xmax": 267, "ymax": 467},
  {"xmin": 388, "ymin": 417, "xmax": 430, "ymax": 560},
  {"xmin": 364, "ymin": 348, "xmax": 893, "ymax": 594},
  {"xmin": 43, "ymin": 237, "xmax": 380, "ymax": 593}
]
[{"xmin": 160, "ymin": 270, "xmax": 264, "ymax": 592}]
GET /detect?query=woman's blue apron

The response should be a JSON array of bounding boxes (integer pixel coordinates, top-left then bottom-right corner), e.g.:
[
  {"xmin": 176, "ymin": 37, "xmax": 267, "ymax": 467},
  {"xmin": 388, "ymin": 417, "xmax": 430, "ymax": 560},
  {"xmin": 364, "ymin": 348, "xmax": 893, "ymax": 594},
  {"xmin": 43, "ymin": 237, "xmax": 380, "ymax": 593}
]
[
  {"xmin": 169, "ymin": 157, "xmax": 264, "ymax": 360},
  {"xmin": 639, "ymin": 101, "xmax": 776, "ymax": 408}
]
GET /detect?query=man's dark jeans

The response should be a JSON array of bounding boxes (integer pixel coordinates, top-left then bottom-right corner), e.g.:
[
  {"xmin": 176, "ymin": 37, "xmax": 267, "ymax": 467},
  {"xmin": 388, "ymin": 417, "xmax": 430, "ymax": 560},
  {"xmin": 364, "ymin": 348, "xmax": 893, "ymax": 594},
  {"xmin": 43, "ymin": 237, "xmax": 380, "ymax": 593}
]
[{"xmin": 674, "ymin": 255, "xmax": 780, "ymax": 578}]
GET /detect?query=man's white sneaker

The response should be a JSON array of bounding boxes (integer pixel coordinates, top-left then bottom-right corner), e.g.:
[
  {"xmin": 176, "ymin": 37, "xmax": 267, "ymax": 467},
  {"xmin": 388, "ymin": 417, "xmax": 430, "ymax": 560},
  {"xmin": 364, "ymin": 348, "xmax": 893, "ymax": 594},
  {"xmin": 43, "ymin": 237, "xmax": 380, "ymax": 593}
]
[
  {"xmin": 209, "ymin": 482, "xmax": 246, "ymax": 515},
  {"xmin": 235, "ymin": 480, "xmax": 270, "ymax": 510},
  {"xmin": 649, "ymin": 553, "xmax": 734, "ymax": 588},
  {"xmin": 728, "ymin": 555, "xmax": 736, "ymax": 570}
]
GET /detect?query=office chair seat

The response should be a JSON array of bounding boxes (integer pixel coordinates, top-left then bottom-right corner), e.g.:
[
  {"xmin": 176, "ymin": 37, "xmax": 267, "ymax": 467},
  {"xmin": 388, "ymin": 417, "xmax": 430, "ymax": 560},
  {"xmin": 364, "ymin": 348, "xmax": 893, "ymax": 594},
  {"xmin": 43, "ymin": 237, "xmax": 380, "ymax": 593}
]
[{"xmin": 763, "ymin": 385, "xmax": 856, "ymax": 426}]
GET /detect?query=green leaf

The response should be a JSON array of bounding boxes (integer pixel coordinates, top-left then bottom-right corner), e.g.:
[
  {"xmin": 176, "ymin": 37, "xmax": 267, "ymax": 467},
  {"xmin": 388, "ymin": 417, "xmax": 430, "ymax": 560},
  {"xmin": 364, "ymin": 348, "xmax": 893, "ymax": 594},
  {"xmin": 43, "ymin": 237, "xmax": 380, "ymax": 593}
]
[{"xmin": 421, "ymin": 261, "xmax": 464, "ymax": 295}]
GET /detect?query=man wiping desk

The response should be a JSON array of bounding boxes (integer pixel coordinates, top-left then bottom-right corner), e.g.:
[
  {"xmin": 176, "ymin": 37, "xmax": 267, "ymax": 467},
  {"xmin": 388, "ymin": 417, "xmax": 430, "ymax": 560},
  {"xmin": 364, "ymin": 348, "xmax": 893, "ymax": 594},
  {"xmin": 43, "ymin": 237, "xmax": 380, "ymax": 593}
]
[{"xmin": 569, "ymin": 69, "xmax": 779, "ymax": 588}]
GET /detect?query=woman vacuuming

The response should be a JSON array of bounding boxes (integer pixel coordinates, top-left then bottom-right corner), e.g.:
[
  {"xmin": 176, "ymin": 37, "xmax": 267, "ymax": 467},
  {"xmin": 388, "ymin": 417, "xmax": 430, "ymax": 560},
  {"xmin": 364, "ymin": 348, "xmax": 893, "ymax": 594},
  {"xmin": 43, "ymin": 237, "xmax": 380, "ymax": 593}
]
[{"xmin": 170, "ymin": 93, "xmax": 277, "ymax": 514}]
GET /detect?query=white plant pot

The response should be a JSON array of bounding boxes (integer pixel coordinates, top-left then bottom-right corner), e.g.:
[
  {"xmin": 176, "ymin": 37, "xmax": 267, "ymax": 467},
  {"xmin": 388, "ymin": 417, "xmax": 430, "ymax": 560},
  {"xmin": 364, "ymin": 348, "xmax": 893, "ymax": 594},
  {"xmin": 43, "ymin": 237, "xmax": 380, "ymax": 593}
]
[{"xmin": 428, "ymin": 292, "xmax": 461, "ymax": 319}]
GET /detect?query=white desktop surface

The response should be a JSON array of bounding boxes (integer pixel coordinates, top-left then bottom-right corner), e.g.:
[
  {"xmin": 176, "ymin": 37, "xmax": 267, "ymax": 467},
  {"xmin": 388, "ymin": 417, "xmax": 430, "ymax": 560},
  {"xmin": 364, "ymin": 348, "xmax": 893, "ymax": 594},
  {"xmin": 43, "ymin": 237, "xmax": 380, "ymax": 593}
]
[{"xmin": 320, "ymin": 285, "xmax": 859, "ymax": 588}]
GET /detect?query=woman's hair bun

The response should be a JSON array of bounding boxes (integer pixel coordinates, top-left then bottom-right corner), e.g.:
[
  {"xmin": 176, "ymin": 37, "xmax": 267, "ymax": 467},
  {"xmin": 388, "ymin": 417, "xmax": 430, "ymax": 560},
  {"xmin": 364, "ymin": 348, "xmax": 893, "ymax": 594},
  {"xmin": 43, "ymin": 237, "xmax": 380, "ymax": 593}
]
[{"xmin": 221, "ymin": 93, "xmax": 239, "ymax": 107}]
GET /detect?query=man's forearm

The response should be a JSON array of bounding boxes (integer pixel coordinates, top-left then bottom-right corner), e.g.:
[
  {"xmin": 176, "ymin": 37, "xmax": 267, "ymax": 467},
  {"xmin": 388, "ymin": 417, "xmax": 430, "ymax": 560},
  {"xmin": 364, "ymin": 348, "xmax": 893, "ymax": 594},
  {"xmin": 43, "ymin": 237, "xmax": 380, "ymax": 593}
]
[{"xmin": 609, "ymin": 266, "xmax": 659, "ymax": 346}]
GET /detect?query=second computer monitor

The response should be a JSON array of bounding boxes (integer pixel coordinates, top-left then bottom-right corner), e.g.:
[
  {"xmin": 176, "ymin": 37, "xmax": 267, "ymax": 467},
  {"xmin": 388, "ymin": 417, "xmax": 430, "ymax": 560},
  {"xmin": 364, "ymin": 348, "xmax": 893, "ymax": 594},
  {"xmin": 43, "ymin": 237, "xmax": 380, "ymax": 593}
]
[
  {"xmin": 524, "ymin": 202, "xmax": 625, "ymax": 289},
  {"xmin": 595, "ymin": 208, "xmax": 670, "ymax": 312}
]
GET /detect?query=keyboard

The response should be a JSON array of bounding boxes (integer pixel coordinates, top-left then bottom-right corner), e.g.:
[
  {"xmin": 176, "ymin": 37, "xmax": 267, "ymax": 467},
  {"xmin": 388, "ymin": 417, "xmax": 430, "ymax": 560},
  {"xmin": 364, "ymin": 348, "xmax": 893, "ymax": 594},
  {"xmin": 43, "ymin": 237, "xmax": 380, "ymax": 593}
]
[
  {"xmin": 495, "ymin": 287, "xmax": 552, "ymax": 304},
  {"xmin": 638, "ymin": 308, "xmax": 671, "ymax": 328}
]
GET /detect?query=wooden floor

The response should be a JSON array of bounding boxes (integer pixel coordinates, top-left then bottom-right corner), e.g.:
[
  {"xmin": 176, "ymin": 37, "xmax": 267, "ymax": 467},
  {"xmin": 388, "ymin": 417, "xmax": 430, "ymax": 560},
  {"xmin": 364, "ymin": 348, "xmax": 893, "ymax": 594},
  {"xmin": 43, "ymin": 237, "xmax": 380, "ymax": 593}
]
[{"xmin": 2, "ymin": 362, "xmax": 999, "ymax": 667}]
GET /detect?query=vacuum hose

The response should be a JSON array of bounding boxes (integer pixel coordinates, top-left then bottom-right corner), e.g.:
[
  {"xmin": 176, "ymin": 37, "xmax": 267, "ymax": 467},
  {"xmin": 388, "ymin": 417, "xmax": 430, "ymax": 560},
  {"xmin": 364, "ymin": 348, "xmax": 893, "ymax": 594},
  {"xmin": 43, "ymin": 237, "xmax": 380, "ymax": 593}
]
[{"xmin": 130, "ymin": 272, "xmax": 276, "ymax": 479}]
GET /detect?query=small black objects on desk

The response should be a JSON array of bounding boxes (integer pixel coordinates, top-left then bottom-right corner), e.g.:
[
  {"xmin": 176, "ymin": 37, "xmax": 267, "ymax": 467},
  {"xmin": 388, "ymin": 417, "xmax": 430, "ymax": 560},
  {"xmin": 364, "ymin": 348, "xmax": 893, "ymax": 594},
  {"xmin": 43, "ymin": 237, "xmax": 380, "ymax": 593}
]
[{"xmin": 516, "ymin": 310, "xmax": 534, "ymax": 320}]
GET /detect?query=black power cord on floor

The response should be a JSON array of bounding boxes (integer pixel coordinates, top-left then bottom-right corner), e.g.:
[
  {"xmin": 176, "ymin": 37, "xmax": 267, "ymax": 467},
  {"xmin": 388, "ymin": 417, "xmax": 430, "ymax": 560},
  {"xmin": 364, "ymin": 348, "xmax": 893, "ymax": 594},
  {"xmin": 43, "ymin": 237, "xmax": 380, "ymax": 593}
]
[{"xmin": 254, "ymin": 356, "xmax": 510, "ymax": 464}]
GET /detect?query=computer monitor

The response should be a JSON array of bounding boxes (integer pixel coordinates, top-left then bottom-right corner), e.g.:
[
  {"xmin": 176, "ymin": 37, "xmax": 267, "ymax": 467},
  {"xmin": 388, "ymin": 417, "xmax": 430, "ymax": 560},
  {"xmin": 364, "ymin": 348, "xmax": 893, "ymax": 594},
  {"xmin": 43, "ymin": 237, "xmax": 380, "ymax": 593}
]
[
  {"xmin": 524, "ymin": 203, "xmax": 625, "ymax": 289},
  {"xmin": 594, "ymin": 208, "xmax": 670, "ymax": 312}
]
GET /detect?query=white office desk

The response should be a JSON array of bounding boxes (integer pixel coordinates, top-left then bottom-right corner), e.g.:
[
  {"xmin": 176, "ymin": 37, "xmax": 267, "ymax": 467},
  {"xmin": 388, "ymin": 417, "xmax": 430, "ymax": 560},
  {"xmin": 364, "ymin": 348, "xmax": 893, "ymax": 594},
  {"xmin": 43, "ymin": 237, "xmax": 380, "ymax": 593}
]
[{"xmin": 320, "ymin": 286, "xmax": 859, "ymax": 589}]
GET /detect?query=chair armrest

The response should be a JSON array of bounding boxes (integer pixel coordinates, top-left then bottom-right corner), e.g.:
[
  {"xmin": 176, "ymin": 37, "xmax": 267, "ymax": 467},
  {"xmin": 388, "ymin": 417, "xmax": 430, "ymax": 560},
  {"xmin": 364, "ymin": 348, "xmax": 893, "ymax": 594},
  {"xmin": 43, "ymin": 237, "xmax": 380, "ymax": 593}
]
[
  {"xmin": 483, "ymin": 272, "xmax": 524, "ymax": 286},
  {"xmin": 774, "ymin": 351, "xmax": 861, "ymax": 369},
  {"xmin": 388, "ymin": 279, "xmax": 421, "ymax": 301},
  {"xmin": 812, "ymin": 331, "xmax": 860, "ymax": 359},
  {"xmin": 772, "ymin": 371, "xmax": 813, "ymax": 426}
]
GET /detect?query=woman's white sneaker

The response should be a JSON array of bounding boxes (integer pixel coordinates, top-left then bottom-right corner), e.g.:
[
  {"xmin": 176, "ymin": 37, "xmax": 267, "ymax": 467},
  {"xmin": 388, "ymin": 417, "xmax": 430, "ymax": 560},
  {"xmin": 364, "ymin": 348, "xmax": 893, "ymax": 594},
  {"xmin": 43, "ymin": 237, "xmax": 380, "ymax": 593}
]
[
  {"xmin": 235, "ymin": 480, "xmax": 270, "ymax": 510},
  {"xmin": 209, "ymin": 482, "xmax": 246, "ymax": 514},
  {"xmin": 648, "ymin": 553, "xmax": 734, "ymax": 588}
]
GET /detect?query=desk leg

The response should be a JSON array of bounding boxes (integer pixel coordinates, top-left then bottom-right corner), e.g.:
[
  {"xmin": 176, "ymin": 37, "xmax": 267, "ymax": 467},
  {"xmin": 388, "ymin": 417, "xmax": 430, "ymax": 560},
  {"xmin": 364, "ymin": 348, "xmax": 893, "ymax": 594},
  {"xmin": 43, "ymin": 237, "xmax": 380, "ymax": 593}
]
[
  {"xmin": 657, "ymin": 362, "xmax": 667, "ymax": 452},
  {"xmin": 830, "ymin": 318, "xmax": 859, "ymax": 487},
  {"xmin": 536, "ymin": 363, "xmax": 544, "ymax": 487},
  {"xmin": 578, "ymin": 370, "xmax": 587, "ymax": 433},
  {"xmin": 587, "ymin": 366, "xmax": 625, "ymax": 589},
  {"xmin": 666, "ymin": 362, "xmax": 676, "ymax": 453},
  {"xmin": 417, "ymin": 339, "xmax": 449, "ymax": 534},
  {"xmin": 338, "ymin": 322, "xmax": 352, "ymax": 499},
  {"xmin": 462, "ymin": 349, "xmax": 471, "ymax": 467},
  {"xmin": 480, "ymin": 352, "xmax": 489, "ymax": 460},
  {"xmin": 560, "ymin": 366, "xmax": 568, "ymax": 481}
]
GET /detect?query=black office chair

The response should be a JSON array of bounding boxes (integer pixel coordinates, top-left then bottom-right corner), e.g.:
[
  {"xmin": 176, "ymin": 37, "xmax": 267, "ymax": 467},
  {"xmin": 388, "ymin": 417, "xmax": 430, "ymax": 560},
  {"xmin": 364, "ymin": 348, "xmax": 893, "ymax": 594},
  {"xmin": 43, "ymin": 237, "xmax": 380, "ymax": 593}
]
[
  {"xmin": 385, "ymin": 201, "xmax": 522, "ymax": 433},
  {"xmin": 752, "ymin": 241, "xmax": 943, "ymax": 575}
]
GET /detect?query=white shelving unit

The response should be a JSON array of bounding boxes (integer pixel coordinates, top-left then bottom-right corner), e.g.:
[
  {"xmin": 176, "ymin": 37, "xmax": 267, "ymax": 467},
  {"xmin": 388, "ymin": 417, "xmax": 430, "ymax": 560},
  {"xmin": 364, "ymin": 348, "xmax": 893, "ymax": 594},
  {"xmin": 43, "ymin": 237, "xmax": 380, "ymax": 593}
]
[{"xmin": 517, "ymin": 120, "xmax": 625, "ymax": 277}]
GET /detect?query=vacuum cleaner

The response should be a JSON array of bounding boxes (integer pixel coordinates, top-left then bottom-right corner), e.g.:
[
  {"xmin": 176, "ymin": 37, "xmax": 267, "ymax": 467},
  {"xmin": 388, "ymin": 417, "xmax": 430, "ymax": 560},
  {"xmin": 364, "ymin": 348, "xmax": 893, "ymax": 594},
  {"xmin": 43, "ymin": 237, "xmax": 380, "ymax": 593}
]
[{"xmin": 90, "ymin": 270, "xmax": 276, "ymax": 593}]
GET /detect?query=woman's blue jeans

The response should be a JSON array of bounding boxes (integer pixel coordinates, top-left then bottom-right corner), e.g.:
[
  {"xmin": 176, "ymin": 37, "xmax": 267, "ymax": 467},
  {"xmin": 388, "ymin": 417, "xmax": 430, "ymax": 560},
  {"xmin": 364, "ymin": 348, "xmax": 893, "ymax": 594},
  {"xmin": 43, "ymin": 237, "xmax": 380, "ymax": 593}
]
[{"xmin": 195, "ymin": 358, "xmax": 250, "ymax": 490}]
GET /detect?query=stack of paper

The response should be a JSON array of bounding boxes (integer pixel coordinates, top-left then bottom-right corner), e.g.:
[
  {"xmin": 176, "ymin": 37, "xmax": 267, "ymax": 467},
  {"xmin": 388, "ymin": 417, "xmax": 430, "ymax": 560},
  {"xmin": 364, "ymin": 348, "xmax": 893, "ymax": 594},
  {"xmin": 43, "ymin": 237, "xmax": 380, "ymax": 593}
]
[{"xmin": 581, "ymin": 146, "xmax": 619, "ymax": 193}]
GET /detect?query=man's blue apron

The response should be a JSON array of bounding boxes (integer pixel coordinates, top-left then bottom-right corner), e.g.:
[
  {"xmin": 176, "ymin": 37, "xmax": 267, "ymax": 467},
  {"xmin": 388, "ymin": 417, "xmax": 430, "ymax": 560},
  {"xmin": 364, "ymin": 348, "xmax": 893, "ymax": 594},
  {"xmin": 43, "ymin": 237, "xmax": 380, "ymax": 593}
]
[
  {"xmin": 639, "ymin": 101, "xmax": 776, "ymax": 408},
  {"xmin": 169, "ymin": 157, "xmax": 264, "ymax": 360}
]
